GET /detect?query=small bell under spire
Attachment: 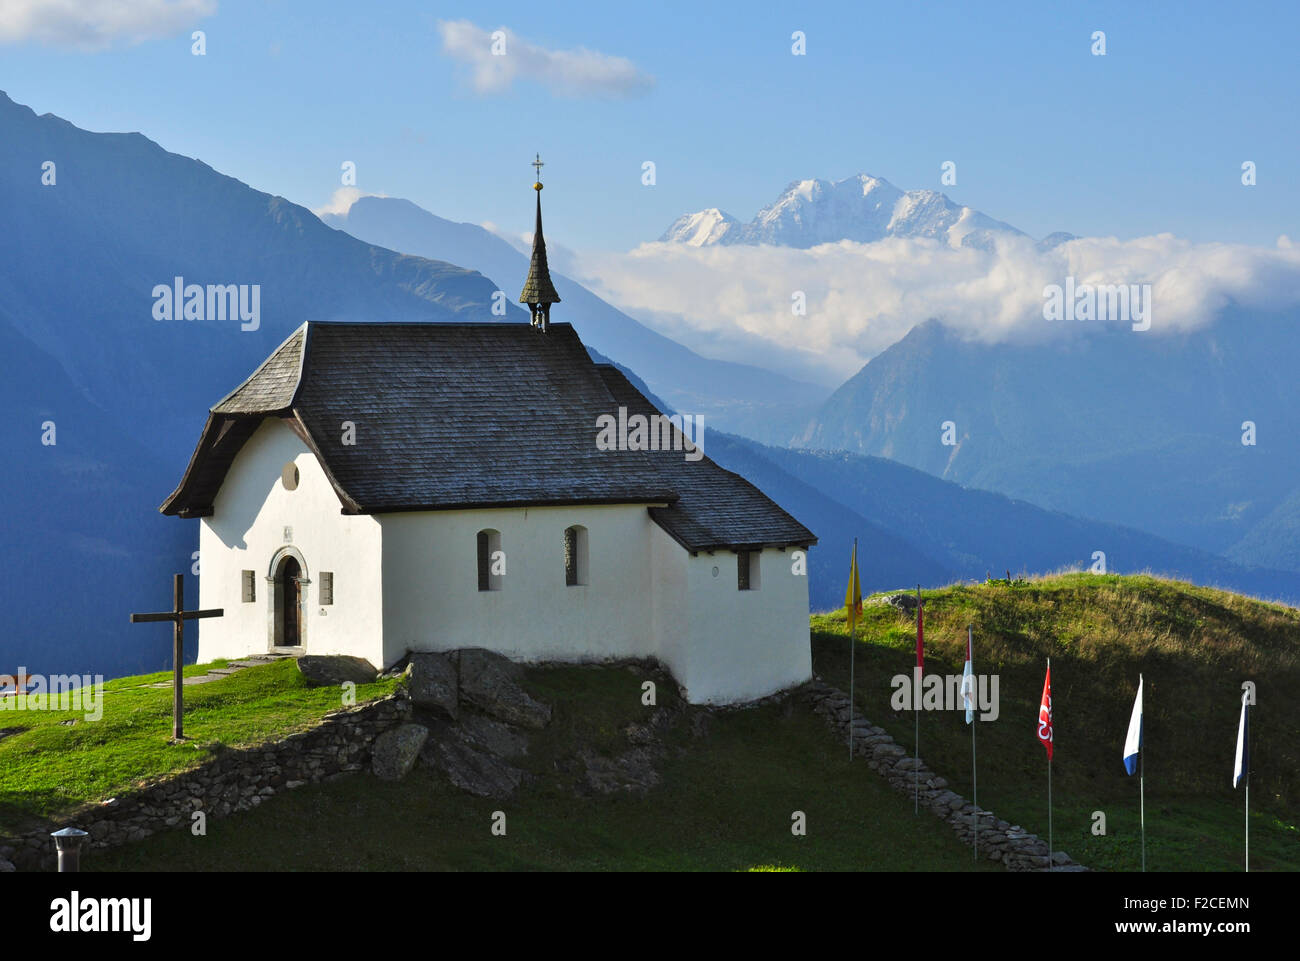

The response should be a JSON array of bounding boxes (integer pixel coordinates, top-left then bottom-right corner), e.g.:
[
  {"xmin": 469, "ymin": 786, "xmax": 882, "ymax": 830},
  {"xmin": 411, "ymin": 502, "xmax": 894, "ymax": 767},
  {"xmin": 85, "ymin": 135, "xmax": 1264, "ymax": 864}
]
[{"xmin": 520, "ymin": 153, "xmax": 560, "ymax": 331}]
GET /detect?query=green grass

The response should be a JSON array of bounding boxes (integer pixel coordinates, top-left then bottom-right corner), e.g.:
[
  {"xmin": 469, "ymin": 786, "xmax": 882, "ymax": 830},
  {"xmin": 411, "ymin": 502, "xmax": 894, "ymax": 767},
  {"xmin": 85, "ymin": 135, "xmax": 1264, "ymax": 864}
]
[
  {"xmin": 815, "ymin": 572, "xmax": 1300, "ymax": 871},
  {"xmin": 13, "ymin": 572, "xmax": 1298, "ymax": 871},
  {"xmin": 0, "ymin": 659, "xmax": 397, "ymax": 834},
  {"xmin": 93, "ymin": 664, "xmax": 999, "ymax": 872}
]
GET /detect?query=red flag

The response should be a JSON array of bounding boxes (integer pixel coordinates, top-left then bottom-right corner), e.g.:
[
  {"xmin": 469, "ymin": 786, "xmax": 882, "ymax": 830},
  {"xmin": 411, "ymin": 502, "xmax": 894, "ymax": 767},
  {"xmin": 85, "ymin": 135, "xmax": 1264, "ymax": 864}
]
[
  {"xmin": 1037, "ymin": 661, "xmax": 1053, "ymax": 761},
  {"xmin": 915, "ymin": 586, "xmax": 924, "ymax": 673}
]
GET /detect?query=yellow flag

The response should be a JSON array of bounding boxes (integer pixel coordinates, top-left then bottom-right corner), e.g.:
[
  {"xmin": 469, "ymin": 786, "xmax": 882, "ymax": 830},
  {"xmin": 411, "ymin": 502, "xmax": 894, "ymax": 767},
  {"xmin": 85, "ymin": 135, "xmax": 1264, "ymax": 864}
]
[{"xmin": 845, "ymin": 541, "xmax": 862, "ymax": 634}]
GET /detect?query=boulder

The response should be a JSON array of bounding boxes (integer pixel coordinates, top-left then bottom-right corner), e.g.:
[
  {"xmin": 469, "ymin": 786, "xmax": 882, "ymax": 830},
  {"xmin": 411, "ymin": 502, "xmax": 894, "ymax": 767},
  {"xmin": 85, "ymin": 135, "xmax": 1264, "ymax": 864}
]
[
  {"xmin": 422, "ymin": 739, "xmax": 526, "ymax": 799},
  {"xmin": 577, "ymin": 747, "xmax": 661, "ymax": 797},
  {"xmin": 461, "ymin": 714, "xmax": 529, "ymax": 758},
  {"xmin": 408, "ymin": 652, "xmax": 458, "ymax": 719},
  {"xmin": 370, "ymin": 723, "xmax": 429, "ymax": 781},
  {"xmin": 296, "ymin": 655, "xmax": 378, "ymax": 687},
  {"xmin": 872, "ymin": 592, "xmax": 918, "ymax": 613},
  {"xmin": 431, "ymin": 714, "xmax": 529, "ymax": 759},
  {"xmin": 458, "ymin": 649, "xmax": 551, "ymax": 729},
  {"xmin": 0, "ymin": 858, "xmax": 15, "ymax": 873}
]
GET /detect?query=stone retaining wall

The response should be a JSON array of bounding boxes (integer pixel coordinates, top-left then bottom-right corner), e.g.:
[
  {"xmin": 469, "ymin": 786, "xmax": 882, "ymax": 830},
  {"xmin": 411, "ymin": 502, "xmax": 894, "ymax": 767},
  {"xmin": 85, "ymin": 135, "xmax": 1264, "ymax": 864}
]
[
  {"xmin": 806, "ymin": 679, "xmax": 1087, "ymax": 871},
  {"xmin": 0, "ymin": 693, "xmax": 410, "ymax": 871}
]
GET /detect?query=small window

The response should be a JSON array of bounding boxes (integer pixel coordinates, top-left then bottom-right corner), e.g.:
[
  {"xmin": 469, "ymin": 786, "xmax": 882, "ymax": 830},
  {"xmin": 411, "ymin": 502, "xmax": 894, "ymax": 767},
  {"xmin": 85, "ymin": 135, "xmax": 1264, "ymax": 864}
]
[
  {"xmin": 282, "ymin": 463, "xmax": 299, "ymax": 490},
  {"xmin": 320, "ymin": 572, "xmax": 333, "ymax": 605},
  {"xmin": 564, "ymin": 525, "xmax": 588, "ymax": 586},
  {"xmin": 477, "ymin": 529, "xmax": 503, "ymax": 591},
  {"xmin": 737, "ymin": 551, "xmax": 761, "ymax": 591},
  {"xmin": 242, "ymin": 570, "xmax": 256, "ymax": 603}
]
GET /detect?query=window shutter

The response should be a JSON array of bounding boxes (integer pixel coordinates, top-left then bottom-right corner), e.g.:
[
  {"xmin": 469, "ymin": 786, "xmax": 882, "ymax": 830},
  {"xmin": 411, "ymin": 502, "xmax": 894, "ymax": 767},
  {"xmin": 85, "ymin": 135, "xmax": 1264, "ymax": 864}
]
[
  {"xmin": 242, "ymin": 570, "xmax": 256, "ymax": 603},
  {"xmin": 737, "ymin": 552, "xmax": 751, "ymax": 591},
  {"xmin": 565, "ymin": 527, "xmax": 578, "ymax": 586},
  {"xmin": 320, "ymin": 572, "xmax": 334, "ymax": 606},
  {"xmin": 477, "ymin": 531, "xmax": 490, "ymax": 592}
]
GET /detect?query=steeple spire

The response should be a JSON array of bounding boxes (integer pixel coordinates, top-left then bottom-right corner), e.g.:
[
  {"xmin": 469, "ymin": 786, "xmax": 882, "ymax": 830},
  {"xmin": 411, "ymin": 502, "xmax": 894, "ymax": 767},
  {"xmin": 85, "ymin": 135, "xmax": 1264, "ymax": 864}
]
[{"xmin": 520, "ymin": 153, "xmax": 560, "ymax": 331}]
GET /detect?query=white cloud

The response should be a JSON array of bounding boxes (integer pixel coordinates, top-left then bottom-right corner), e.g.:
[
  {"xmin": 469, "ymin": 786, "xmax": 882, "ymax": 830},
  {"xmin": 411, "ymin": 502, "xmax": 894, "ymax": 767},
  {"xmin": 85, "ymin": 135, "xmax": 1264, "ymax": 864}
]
[
  {"xmin": 436, "ymin": 19, "xmax": 653, "ymax": 98},
  {"xmin": 312, "ymin": 187, "xmax": 385, "ymax": 219},
  {"xmin": 0, "ymin": 0, "xmax": 215, "ymax": 49},
  {"xmin": 480, "ymin": 221, "xmax": 532, "ymax": 256},
  {"xmin": 573, "ymin": 234, "xmax": 1300, "ymax": 384}
]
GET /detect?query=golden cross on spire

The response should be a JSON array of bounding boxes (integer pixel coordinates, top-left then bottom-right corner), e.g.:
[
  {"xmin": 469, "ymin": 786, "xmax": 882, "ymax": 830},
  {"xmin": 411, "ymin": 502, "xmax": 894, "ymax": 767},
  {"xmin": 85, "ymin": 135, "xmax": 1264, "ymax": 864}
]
[{"xmin": 532, "ymin": 153, "xmax": 544, "ymax": 182}]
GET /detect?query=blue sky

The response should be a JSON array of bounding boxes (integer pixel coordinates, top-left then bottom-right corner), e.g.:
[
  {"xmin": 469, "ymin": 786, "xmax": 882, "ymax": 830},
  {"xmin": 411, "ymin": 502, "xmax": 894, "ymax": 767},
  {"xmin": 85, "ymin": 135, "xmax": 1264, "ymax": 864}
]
[{"xmin": 1, "ymin": 0, "xmax": 1296, "ymax": 251}]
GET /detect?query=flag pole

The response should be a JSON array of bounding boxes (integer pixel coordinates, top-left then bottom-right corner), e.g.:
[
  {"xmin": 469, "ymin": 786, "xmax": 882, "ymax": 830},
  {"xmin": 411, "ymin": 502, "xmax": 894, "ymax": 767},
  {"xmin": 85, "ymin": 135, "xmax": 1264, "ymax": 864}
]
[
  {"xmin": 1245, "ymin": 700, "xmax": 1250, "ymax": 873},
  {"xmin": 970, "ymin": 624, "xmax": 977, "ymax": 861},
  {"xmin": 914, "ymin": 689, "xmax": 920, "ymax": 814},
  {"xmin": 1234, "ymin": 692, "xmax": 1250, "ymax": 872},
  {"xmin": 914, "ymin": 584, "xmax": 921, "ymax": 815},
  {"xmin": 849, "ymin": 621, "xmax": 855, "ymax": 760},
  {"xmin": 1140, "ymin": 737, "xmax": 1146, "ymax": 872},
  {"xmin": 848, "ymin": 538, "xmax": 857, "ymax": 762},
  {"xmin": 1047, "ymin": 656, "xmax": 1053, "ymax": 873}
]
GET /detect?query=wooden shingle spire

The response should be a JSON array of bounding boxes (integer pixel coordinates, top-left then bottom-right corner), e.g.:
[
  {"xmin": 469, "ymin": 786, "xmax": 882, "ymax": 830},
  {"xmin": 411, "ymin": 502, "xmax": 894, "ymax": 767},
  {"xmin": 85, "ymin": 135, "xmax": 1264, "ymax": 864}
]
[{"xmin": 520, "ymin": 153, "xmax": 561, "ymax": 331}]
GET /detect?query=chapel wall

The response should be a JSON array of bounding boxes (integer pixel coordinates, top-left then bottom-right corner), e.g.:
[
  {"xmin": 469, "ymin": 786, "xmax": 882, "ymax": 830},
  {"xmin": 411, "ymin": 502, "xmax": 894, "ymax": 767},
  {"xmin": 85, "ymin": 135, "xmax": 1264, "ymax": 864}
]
[
  {"xmin": 198, "ymin": 418, "xmax": 384, "ymax": 664},
  {"xmin": 678, "ymin": 547, "xmax": 812, "ymax": 704},
  {"xmin": 378, "ymin": 503, "xmax": 657, "ymax": 666}
]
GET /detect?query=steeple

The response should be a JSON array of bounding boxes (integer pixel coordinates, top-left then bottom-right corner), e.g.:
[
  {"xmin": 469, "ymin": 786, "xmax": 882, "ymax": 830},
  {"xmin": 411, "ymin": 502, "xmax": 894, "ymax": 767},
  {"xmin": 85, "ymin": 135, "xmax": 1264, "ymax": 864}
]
[{"xmin": 520, "ymin": 153, "xmax": 560, "ymax": 331}]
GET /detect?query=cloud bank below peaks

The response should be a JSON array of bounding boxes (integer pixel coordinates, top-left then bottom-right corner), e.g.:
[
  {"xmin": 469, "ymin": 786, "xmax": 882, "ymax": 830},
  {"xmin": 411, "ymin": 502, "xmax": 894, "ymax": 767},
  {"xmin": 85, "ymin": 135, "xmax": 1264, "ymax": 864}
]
[{"xmin": 572, "ymin": 233, "xmax": 1300, "ymax": 384}]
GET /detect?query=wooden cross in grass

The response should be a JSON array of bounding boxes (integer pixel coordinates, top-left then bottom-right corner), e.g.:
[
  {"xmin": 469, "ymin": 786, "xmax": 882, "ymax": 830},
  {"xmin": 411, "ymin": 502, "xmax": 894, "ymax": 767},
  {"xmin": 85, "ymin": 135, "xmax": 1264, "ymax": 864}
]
[{"xmin": 130, "ymin": 573, "xmax": 222, "ymax": 741}]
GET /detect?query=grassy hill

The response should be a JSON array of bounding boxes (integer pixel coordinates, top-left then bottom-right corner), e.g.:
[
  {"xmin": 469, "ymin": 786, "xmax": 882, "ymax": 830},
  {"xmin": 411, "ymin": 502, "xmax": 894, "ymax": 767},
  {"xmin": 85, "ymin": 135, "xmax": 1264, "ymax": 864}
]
[
  {"xmin": 812, "ymin": 572, "xmax": 1300, "ymax": 871},
  {"xmin": 7, "ymin": 573, "xmax": 1296, "ymax": 871},
  {"xmin": 89, "ymin": 664, "xmax": 993, "ymax": 872},
  {"xmin": 0, "ymin": 660, "xmax": 398, "ymax": 834}
]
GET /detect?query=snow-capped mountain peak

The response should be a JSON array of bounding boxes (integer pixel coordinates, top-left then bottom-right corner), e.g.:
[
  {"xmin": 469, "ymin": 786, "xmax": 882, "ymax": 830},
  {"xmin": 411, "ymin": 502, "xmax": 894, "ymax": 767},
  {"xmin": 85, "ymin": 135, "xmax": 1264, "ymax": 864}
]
[
  {"xmin": 661, "ymin": 173, "xmax": 1022, "ymax": 249},
  {"xmin": 658, "ymin": 207, "xmax": 740, "ymax": 245}
]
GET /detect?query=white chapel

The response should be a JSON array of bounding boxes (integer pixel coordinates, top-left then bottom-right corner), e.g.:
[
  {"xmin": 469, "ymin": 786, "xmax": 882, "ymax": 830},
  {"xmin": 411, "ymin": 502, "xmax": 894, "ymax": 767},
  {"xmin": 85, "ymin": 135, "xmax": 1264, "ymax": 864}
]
[{"xmin": 160, "ymin": 175, "xmax": 817, "ymax": 704}]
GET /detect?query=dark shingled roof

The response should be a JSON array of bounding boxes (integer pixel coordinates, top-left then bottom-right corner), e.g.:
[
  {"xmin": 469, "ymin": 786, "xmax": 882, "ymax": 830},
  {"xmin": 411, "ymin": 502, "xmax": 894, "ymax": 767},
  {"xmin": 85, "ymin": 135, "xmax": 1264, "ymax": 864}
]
[
  {"xmin": 214, "ymin": 326, "xmax": 305, "ymax": 413},
  {"xmin": 595, "ymin": 365, "xmax": 817, "ymax": 552},
  {"xmin": 162, "ymin": 321, "xmax": 815, "ymax": 551}
]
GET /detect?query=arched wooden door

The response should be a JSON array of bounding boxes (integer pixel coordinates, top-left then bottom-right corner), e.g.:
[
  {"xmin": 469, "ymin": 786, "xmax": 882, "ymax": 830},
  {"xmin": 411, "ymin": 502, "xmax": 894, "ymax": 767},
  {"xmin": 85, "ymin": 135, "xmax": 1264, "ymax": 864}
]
[{"xmin": 275, "ymin": 555, "xmax": 302, "ymax": 648}]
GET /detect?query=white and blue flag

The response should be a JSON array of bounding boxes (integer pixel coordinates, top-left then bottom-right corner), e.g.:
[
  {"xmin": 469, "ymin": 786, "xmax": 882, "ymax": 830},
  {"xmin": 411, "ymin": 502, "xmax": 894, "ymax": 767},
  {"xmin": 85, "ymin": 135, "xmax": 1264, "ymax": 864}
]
[
  {"xmin": 1123, "ymin": 674, "xmax": 1143, "ymax": 775},
  {"xmin": 1234, "ymin": 696, "xmax": 1249, "ymax": 789}
]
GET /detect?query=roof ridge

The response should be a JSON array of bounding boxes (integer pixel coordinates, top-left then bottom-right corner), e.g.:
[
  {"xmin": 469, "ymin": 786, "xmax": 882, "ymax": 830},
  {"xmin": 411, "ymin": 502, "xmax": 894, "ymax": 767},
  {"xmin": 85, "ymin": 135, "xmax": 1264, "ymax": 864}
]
[{"xmin": 300, "ymin": 320, "xmax": 575, "ymax": 329}]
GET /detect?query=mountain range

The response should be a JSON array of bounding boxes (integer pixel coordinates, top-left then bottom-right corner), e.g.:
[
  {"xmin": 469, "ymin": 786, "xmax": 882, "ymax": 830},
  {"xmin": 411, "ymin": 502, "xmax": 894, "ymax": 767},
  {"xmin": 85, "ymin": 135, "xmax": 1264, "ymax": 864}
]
[
  {"xmin": 0, "ymin": 90, "xmax": 512, "ymax": 679},
  {"xmin": 614, "ymin": 363, "xmax": 1300, "ymax": 611},
  {"xmin": 793, "ymin": 314, "xmax": 1300, "ymax": 570},
  {"xmin": 3, "ymin": 89, "xmax": 1298, "ymax": 681},
  {"xmin": 658, "ymin": 169, "xmax": 1300, "ymax": 575},
  {"xmin": 660, "ymin": 174, "xmax": 1027, "ymax": 250}
]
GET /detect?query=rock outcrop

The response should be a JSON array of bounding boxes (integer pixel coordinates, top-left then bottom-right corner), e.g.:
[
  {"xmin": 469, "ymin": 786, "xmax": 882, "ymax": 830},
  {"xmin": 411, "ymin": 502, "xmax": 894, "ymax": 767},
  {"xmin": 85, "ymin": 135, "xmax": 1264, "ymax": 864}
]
[
  {"xmin": 296, "ymin": 655, "xmax": 379, "ymax": 687},
  {"xmin": 371, "ymin": 723, "xmax": 430, "ymax": 781},
  {"xmin": 408, "ymin": 652, "xmax": 458, "ymax": 720},
  {"xmin": 457, "ymin": 649, "xmax": 552, "ymax": 729}
]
